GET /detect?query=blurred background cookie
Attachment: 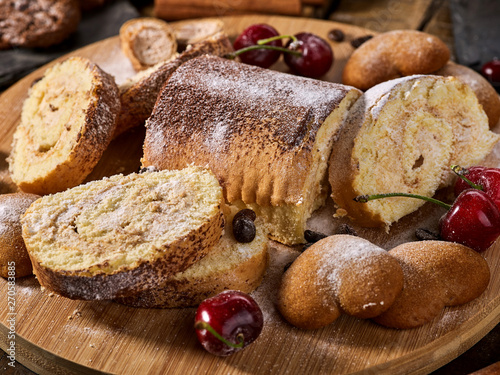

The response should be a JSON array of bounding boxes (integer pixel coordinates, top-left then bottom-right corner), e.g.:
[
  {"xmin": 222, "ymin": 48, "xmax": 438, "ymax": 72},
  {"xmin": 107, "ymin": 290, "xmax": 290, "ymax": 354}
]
[
  {"xmin": 78, "ymin": 0, "xmax": 112, "ymax": 12},
  {"xmin": 0, "ymin": 0, "xmax": 81, "ymax": 50},
  {"xmin": 0, "ymin": 0, "xmax": 139, "ymax": 90}
]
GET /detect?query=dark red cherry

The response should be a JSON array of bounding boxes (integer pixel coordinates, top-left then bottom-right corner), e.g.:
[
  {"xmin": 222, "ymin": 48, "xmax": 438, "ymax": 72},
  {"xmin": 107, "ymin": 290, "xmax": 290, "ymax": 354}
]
[
  {"xmin": 233, "ymin": 24, "xmax": 282, "ymax": 68},
  {"xmin": 439, "ymin": 189, "xmax": 500, "ymax": 252},
  {"xmin": 454, "ymin": 166, "xmax": 500, "ymax": 209},
  {"xmin": 284, "ymin": 32, "xmax": 333, "ymax": 78},
  {"xmin": 194, "ymin": 290, "xmax": 263, "ymax": 356},
  {"xmin": 481, "ymin": 59, "xmax": 500, "ymax": 84}
]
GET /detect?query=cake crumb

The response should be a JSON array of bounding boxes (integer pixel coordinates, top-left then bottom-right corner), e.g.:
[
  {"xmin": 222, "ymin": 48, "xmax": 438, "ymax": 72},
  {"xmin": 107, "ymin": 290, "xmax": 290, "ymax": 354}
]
[
  {"xmin": 334, "ymin": 208, "xmax": 348, "ymax": 218},
  {"xmin": 68, "ymin": 309, "xmax": 82, "ymax": 320}
]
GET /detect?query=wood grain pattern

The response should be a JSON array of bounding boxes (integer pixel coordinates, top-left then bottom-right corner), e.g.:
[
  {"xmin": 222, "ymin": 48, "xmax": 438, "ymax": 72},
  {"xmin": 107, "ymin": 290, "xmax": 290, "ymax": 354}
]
[{"xmin": 0, "ymin": 15, "xmax": 499, "ymax": 375}]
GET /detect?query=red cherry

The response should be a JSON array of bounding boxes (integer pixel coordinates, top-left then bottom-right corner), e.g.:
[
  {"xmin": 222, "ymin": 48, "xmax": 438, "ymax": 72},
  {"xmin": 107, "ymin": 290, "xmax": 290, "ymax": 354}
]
[
  {"xmin": 439, "ymin": 189, "xmax": 500, "ymax": 252},
  {"xmin": 233, "ymin": 24, "xmax": 282, "ymax": 68},
  {"xmin": 284, "ymin": 32, "xmax": 333, "ymax": 78},
  {"xmin": 194, "ymin": 290, "xmax": 263, "ymax": 356},
  {"xmin": 481, "ymin": 59, "xmax": 500, "ymax": 84},
  {"xmin": 454, "ymin": 166, "xmax": 500, "ymax": 209}
]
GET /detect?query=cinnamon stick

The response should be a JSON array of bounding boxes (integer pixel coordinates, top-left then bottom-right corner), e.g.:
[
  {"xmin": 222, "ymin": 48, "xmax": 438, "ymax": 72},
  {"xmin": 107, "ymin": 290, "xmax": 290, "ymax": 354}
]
[{"xmin": 154, "ymin": 0, "xmax": 302, "ymax": 20}]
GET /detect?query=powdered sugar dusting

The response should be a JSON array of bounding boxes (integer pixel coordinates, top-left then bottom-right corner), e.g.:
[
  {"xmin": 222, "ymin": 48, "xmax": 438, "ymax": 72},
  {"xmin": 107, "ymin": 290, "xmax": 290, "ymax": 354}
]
[
  {"xmin": 316, "ymin": 236, "xmax": 387, "ymax": 293},
  {"xmin": 0, "ymin": 194, "xmax": 39, "ymax": 236},
  {"xmin": 251, "ymin": 242, "xmax": 300, "ymax": 326},
  {"xmin": 97, "ymin": 42, "xmax": 136, "ymax": 85},
  {"xmin": 204, "ymin": 120, "xmax": 230, "ymax": 154},
  {"xmin": 153, "ymin": 55, "xmax": 351, "ymax": 150},
  {"xmin": 199, "ymin": 58, "xmax": 347, "ymax": 123},
  {"xmin": 0, "ymin": 203, "xmax": 19, "ymax": 236},
  {"xmin": 364, "ymin": 75, "xmax": 427, "ymax": 120}
]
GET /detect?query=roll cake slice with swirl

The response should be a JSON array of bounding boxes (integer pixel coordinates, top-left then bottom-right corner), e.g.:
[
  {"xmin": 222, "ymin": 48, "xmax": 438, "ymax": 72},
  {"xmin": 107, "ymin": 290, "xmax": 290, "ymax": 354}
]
[
  {"xmin": 329, "ymin": 75, "xmax": 500, "ymax": 229},
  {"xmin": 8, "ymin": 57, "xmax": 120, "ymax": 195},
  {"xmin": 142, "ymin": 55, "xmax": 362, "ymax": 245}
]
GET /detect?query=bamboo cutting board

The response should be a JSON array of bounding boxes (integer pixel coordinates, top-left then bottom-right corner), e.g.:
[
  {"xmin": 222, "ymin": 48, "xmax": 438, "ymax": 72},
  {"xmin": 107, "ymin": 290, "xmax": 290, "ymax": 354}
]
[{"xmin": 1, "ymin": 15, "xmax": 500, "ymax": 375}]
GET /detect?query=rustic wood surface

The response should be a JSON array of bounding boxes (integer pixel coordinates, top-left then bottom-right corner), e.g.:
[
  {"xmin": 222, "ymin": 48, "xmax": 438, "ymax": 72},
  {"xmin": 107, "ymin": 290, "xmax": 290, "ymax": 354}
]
[
  {"xmin": 0, "ymin": 13, "xmax": 499, "ymax": 375},
  {"xmin": 329, "ymin": 0, "xmax": 455, "ymax": 60}
]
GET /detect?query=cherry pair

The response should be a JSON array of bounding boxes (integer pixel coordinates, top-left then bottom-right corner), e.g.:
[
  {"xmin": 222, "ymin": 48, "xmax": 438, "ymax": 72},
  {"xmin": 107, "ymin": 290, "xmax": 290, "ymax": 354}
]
[
  {"xmin": 230, "ymin": 23, "xmax": 333, "ymax": 78},
  {"xmin": 355, "ymin": 165, "xmax": 500, "ymax": 253}
]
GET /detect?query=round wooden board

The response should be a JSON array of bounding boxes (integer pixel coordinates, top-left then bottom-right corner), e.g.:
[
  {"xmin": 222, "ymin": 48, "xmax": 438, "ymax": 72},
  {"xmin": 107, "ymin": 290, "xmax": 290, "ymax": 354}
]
[{"xmin": 1, "ymin": 15, "xmax": 499, "ymax": 375}]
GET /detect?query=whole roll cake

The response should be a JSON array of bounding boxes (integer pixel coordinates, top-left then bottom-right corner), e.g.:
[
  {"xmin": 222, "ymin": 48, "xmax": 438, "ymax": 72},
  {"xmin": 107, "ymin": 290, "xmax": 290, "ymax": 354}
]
[
  {"xmin": 329, "ymin": 75, "xmax": 500, "ymax": 228},
  {"xmin": 142, "ymin": 55, "xmax": 361, "ymax": 245}
]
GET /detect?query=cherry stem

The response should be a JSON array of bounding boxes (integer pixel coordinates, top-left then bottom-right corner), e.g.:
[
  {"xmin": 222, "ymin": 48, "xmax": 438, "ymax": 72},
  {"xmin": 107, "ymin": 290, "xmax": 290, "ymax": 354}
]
[
  {"xmin": 256, "ymin": 34, "xmax": 298, "ymax": 45},
  {"xmin": 226, "ymin": 44, "xmax": 302, "ymax": 60},
  {"xmin": 194, "ymin": 321, "xmax": 244, "ymax": 349},
  {"xmin": 354, "ymin": 192, "xmax": 451, "ymax": 210},
  {"xmin": 451, "ymin": 165, "xmax": 483, "ymax": 190}
]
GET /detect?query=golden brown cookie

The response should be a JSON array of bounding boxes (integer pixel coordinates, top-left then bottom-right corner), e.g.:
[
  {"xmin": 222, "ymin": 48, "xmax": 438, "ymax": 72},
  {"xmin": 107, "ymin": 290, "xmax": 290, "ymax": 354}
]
[
  {"xmin": 342, "ymin": 30, "xmax": 450, "ymax": 91},
  {"xmin": 277, "ymin": 235, "xmax": 404, "ymax": 329},
  {"xmin": 373, "ymin": 241, "xmax": 490, "ymax": 329}
]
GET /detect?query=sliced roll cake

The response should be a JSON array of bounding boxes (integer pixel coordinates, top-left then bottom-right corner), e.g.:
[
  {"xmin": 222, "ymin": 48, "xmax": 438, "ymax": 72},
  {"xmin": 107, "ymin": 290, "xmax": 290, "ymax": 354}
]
[
  {"xmin": 21, "ymin": 167, "xmax": 224, "ymax": 300},
  {"xmin": 8, "ymin": 57, "xmax": 120, "ymax": 195},
  {"xmin": 172, "ymin": 18, "xmax": 225, "ymax": 50},
  {"xmin": 329, "ymin": 75, "xmax": 500, "ymax": 228},
  {"xmin": 119, "ymin": 17, "xmax": 177, "ymax": 71},
  {"xmin": 142, "ymin": 55, "xmax": 362, "ymax": 245},
  {"xmin": 116, "ymin": 206, "xmax": 269, "ymax": 308}
]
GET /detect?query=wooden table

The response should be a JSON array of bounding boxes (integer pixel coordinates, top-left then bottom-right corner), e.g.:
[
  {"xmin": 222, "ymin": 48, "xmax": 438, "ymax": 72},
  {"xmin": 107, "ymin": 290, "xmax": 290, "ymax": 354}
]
[{"xmin": 1, "ymin": 0, "xmax": 499, "ymax": 374}]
